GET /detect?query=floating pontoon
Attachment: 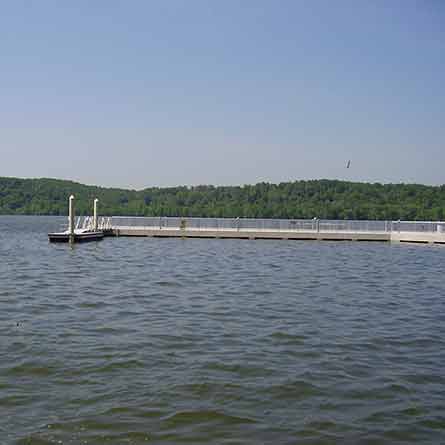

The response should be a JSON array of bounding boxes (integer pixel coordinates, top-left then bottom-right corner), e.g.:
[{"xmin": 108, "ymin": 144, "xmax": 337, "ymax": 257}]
[
  {"xmin": 48, "ymin": 227, "xmax": 104, "ymax": 243},
  {"xmin": 48, "ymin": 196, "xmax": 104, "ymax": 243}
]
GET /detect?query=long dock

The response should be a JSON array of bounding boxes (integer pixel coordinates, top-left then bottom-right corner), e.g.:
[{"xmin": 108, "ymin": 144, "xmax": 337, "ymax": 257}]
[
  {"xmin": 53, "ymin": 196, "xmax": 445, "ymax": 245},
  {"xmin": 108, "ymin": 217, "xmax": 445, "ymax": 244}
]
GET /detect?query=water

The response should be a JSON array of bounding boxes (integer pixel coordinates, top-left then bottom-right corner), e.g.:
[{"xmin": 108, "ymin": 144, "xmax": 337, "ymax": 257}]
[{"xmin": 1, "ymin": 216, "xmax": 445, "ymax": 444}]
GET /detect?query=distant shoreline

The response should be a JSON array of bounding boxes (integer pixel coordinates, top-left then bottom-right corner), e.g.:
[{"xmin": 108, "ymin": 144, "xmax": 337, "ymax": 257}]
[{"xmin": 1, "ymin": 176, "xmax": 444, "ymax": 221}]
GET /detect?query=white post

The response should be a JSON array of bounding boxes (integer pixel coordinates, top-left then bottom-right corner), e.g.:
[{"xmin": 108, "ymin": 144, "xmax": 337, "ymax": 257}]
[
  {"xmin": 93, "ymin": 198, "xmax": 99, "ymax": 231},
  {"xmin": 69, "ymin": 195, "xmax": 75, "ymax": 243}
]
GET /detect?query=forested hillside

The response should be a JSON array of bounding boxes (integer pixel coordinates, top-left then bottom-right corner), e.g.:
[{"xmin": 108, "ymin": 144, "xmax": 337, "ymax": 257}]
[{"xmin": 1, "ymin": 176, "xmax": 445, "ymax": 220}]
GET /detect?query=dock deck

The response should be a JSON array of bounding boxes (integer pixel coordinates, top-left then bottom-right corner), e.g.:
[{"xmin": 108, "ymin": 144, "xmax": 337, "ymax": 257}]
[{"xmin": 108, "ymin": 217, "xmax": 445, "ymax": 244}]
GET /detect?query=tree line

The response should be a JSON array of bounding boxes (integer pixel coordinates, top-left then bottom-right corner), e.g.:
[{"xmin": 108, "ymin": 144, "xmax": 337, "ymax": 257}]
[{"xmin": 1, "ymin": 176, "xmax": 445, "ymax": 221}]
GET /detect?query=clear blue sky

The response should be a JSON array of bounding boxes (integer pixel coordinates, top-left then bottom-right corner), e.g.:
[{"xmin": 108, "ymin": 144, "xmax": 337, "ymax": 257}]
[{"xmin": 1, "ymin": 1, "xmax": 444, "ymax": 189}]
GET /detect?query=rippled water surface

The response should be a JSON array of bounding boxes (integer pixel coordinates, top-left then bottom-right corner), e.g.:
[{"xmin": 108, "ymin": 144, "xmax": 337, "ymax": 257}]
[{"xmin": 1, "ymin": 216, "xmax": 445, "ymax": 444}]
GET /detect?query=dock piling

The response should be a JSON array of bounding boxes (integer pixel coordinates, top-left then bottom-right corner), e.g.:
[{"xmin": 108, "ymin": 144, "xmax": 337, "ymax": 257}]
[
  {"xmin": 69, "ymin": 195, "xmax": 75, "ymax": 244},
  {"xmin": 93, "ymin": 198, "xmax": 99, "ymax": 231}
]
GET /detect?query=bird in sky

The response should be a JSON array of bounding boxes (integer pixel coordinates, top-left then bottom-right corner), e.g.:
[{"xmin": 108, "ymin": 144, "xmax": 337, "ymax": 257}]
[{"xmin": 346, "ymin": 160, "xmax": 351, "ymax": 169}]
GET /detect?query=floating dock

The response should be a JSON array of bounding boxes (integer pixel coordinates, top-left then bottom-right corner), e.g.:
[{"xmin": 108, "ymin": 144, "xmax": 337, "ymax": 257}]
[
  {"xmin": 49, "ymin": 197, "xmax": 111, "ymax": 243},
  {"xmin": 50, "ymin": 194, "xmax": 445, "ymax": 245},
  {"xmin": 108, "ymin": 217, "xmax": 445, "ymax": 245}
]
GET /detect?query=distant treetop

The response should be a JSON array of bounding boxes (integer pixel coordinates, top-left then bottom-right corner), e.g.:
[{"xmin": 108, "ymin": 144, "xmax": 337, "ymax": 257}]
[{"xmin": 0, "ymin": 176, "xmax": 444, "ymax": 221}]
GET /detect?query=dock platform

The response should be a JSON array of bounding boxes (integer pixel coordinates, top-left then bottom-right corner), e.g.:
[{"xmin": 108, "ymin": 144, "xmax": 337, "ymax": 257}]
[{"xmin": 108, "ymin": 217, "xmax": 445, "ymax": 245}]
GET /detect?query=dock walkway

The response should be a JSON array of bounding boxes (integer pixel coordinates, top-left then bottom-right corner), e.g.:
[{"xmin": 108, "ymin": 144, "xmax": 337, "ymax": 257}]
[{"xmin": 108, "ymin": 217, "xmax": 445, "ymax": 244}]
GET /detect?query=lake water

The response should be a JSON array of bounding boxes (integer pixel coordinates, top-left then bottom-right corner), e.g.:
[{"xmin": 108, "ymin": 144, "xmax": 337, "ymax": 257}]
[{"xmin": 1, "ymin": 216, "xmax": 445, "ymax": 444}]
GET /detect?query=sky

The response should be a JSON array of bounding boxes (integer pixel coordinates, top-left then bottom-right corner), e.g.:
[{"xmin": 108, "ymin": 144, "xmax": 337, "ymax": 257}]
[{"xmin": 1, "ymin": 0, "xmax": 444, "ymax": 189}]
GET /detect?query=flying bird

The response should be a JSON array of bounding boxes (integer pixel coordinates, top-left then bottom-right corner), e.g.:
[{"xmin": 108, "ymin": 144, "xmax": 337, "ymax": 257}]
[{"xmin": 346, "ymin": 160, "xmax": 351, "ymax": 169}]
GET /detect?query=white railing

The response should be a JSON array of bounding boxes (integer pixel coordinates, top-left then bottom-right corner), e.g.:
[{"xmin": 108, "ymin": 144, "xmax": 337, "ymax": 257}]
[
  {"xmin": 98, "ymin": 217, "xmax": 112, "ymax": 230},
  {"xmin": 60, "ymin": 216, "xmax": 112, "ymax": 232},
  {"xmin": 109, "ymin": 216, "xmax": 445, "ymax": 233},
  {"xmin": 393, "ymin": 221, "xmax": 443, "ymax": 233}
]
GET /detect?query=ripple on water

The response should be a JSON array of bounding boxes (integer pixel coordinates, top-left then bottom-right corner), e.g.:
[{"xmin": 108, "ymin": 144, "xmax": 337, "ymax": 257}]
[
  {"xmin": 203, "ymin": 361, "xmax": 275, "ymax": 378},
  {"xmin": 347, "ymin": 383, "xmax": 412, "ymax": 401},
  {"xmin": 171, "ymin": 382, "xmax": 249, "ymax": 405},
  {"xmin": 267, "ymin": 380, "xmax": 325, "ymax": 401},
  {"xmin": 88, "ymin": 359, "xmax": 146, "ymax": 374},
  {"xmin": 160, "ymin": 409, "xmax": 257, "ymax": 428},
  {"xmin": 270, "ymin": 331, "xmax": 307, "ymax": 345},
  {"xmin": 6, "ymin": 362, "xmax": 57, "ymax": 378}
]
